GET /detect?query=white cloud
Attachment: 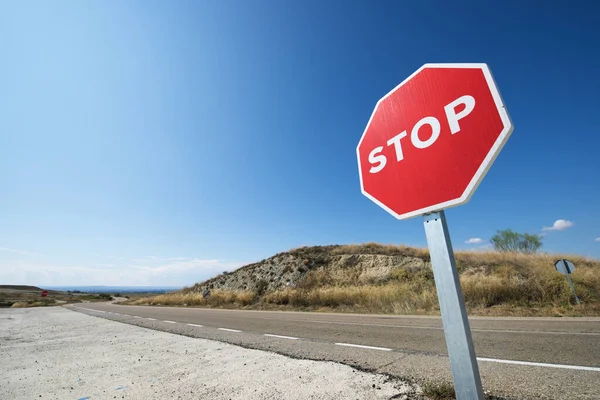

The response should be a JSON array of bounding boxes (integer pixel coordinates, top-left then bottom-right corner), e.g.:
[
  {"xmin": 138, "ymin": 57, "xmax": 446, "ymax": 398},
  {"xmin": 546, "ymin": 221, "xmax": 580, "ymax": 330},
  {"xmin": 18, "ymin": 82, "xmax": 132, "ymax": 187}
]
[
  {"xmin": 0, "ymin": 247, "xmax": 40, "ymax": 256},
  {"xmin": 458, "ymin": 243, "xmax": 493, "ymax": 252},
  {"xmin": 465, "ymin": 238, "xmax": 484, "ymax": 244},
  {"xmin": 542, "ymin": 219, "xmax": 574, "ymax": 232},
  {"xmin": 0, "ymin": 257, "xmax": 245, "ymax": 287},
  {"xmin": 130, "ymin": 256, "xmax": 190, "ymax": 264},
  {"xmin": 595, "ymin": 237, "xmax": 600, "ymax": 243}
]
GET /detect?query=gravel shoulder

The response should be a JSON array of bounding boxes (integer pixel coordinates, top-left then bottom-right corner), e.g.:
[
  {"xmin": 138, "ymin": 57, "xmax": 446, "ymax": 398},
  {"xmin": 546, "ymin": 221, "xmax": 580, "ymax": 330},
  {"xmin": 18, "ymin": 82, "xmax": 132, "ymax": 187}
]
[{"xmin": 0, "ymin": 307, "xmax": 418, "ymax": 400}]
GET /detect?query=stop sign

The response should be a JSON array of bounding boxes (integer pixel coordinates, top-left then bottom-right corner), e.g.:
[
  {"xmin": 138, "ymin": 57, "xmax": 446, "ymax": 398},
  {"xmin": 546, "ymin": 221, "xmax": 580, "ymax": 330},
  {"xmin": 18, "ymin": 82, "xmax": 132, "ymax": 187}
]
[
  {"xmin": 41, "ymin": 290, "xmax": 48, "ymax": 297},
  {"xmin": 357, "ymin": 63, "xmax": 513, "ymax": 220}
]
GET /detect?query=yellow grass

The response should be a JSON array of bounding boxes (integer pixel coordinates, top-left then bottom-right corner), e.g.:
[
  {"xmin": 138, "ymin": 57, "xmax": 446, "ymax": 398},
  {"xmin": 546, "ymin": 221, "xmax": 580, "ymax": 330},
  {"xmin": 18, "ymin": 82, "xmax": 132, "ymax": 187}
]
[
  {"xmin": 10, "ymin": 300, "xmax": 56, "ymax": 308},
  {"xmin": 129, "ymin": 290, "xmax": 256, "ymax": 308},
  {"xmin": 10, "ymin": 301, "xmax": 32, "ymax": 308},
  {"xmin": 263, "ymin": 284, "xmax": 439, "ymax": 314}
]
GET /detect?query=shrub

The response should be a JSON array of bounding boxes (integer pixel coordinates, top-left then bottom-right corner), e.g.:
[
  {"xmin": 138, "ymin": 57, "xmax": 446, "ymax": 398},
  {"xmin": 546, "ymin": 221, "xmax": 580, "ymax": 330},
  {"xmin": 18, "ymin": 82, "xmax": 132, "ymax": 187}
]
[
  {"xmin": 255, "ymin": 279, "xmax": 269, "ymax": 297},
  {"xmin": 490, "ymin": 229, "xmax": 542, "ymax": 254}
]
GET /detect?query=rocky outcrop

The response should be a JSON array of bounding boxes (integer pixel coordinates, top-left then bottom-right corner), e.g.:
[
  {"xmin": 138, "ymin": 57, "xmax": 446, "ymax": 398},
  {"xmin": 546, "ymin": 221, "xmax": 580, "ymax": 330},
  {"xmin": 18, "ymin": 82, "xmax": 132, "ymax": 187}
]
[{"xmin": 183, "ymin": 245, "xmax": 431, "ymax": 295}]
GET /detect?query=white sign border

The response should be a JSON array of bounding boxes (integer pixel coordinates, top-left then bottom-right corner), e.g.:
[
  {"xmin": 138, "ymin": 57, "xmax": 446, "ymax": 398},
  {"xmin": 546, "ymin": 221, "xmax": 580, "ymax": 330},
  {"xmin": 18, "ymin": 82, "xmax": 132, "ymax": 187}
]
[{"xmin": 356, "ymin": 63, "xmax": 514, "ymax": 220}]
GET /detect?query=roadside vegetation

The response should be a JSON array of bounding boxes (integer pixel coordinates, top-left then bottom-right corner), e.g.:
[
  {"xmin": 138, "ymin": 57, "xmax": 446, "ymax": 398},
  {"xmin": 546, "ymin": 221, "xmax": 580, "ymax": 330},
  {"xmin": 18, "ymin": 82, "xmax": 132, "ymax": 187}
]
[
  {"xmin": 422, "ymin": 381, "xmax": 456, "ymax": 400},
  {"xmin": 10, "ymin": 298, "xmax": 59, "ymax": 308},
  {"xmin": 126, "ymin": 239, "xmax": 600, "ymax": 317},
  {"xmin": 0, "ymin": 286, "xmax": 114, "ymax": 308}
]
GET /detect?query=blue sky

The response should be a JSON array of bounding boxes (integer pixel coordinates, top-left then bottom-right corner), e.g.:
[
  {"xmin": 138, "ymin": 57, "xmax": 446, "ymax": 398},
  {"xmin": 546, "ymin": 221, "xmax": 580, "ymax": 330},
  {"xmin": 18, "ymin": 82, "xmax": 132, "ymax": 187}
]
[{"xmin": 1, "ymin": 1, "xmax": 599, "ymax": 286}]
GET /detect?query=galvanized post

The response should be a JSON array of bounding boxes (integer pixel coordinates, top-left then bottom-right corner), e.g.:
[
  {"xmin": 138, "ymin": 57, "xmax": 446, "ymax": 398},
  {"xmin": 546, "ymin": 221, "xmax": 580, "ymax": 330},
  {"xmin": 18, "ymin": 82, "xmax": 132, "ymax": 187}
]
[
  {"xmin": 423, "ymin": 210, "xmax": 484, "ymax": 400},
  {"xmin": 565, "ymin": 273, "xmax": 581, "ymax": 305}
]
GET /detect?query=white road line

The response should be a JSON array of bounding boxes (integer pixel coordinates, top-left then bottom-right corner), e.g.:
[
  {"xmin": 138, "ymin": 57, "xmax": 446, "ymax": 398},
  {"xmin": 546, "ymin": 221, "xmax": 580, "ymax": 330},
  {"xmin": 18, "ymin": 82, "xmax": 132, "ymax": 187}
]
[
  {"xmin": 284, "ymin": 319, "xmax": 600, "ymax": 336},
  {"xmin": 477, "ymin": 357, "xmax": 600, "ymax": 372},
  {"xmin": 187, "ymin": 324, "xmax": 203, "ymax": 328},
  {"xmin": 218, "ymin": 328, "xmax": 242, "ymax": 333},
  {"xmin": 147, "ymin": 318, "xmax": 156, "ymax": 321},
  {"xmin": 163, "ymin": 320, "xmax": 177, "ymax": 324},
  {"xmin": 335, "ymin": 342, "xmax": 392, "ymax": 351},
  {"xmin": 264, "ymin": 334, "xmax": 299, "ymax": 340},
  {"xmin": 132, "ymin": 316, "xmax": 141, "ymax": 319},
  {"xmin": 113, "ymin": 313, "xmax": 121, "ymax": 315},
  {"xmin": 286, "ymin": 319, "xmax": 443, "ymax": 330}
]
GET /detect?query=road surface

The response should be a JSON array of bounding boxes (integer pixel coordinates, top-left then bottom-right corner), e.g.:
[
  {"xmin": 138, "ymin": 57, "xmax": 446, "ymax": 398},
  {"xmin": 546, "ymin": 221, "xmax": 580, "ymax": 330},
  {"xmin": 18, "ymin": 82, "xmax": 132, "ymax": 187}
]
[
  {"xmin": 2, "ymin": 307, "xmax": 415, "ymax": 400},
  {"xmin": 69, "ymin": 303, "xmax": 600, "ymax": 399}
]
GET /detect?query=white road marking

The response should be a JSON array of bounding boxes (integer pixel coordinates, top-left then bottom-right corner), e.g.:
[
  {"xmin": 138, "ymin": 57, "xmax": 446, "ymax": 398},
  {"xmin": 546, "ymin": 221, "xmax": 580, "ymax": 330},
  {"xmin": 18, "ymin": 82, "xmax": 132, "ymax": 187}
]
[
  {"xmin": 335, "ymin": 342, "xmax": 392, "ymax": 351},
  {"xmin": 264, "ymin": 334, "xmax": 299, "ymax": 340},
  {"xmin": 285, "ymin": 318, "xmax": 441, "ymax": 330},
  {"xmin": 477, "ymin": 357, "xmax": 600, "ymax": 372},
  {"xmin": 147, "ymin": 318, "xmax": 157, "ymax": 321},
  {"xmin": 218, "ymin": 328, "xmax": 242, "ymax": 333},
  {"xmin": 113, "ymin": 313, "xmax": 121, "ymax": 315},
  {"xmin": 163, "ymin": 320, "xmax": 177, "ymax": 324},
  {"xmin": 187, "ymin": 324, "xmax": 203, "ymax": 328},
  {"xmin": 473, "ymin": 328, "xmax": 600, "ymax": 336},
  {"xmin": 285, "ymin": 319, "xmax": 600, "ymax": 336},
  {"xmin": 132, "ymin": 316, "xmax": 141, "ymax": 319},
  {"xmin": 80, "ymin": 308, "xmax": 105, "ymax": 314}
]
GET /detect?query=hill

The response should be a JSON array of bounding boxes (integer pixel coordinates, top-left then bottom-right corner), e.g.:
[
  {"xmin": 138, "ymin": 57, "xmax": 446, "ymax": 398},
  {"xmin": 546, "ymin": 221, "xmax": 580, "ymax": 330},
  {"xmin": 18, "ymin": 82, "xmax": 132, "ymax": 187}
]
[
  {"xmin": 0, "ymin": 285, "xmax": 43, "ymax": 291},
  {"xmin": 128, "ymin": 244, "xmax": 600, "ymax": 316}
]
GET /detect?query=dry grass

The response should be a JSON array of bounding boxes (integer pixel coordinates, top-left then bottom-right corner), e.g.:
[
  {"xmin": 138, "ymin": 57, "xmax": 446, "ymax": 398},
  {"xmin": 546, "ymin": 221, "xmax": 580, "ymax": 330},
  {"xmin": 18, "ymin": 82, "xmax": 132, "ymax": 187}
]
[
  {"xmin": 333, "ymin": 242, "xmax": 430, "ymax": 259},
  {"xmin": 124, "ymin": 245, "xmax": 600, "ymax": 316},
  {"xmin": 422, "ymin": 381, "xmax": 456, "ymax": 400},
  {"xmin": 263, "ymin": 284, "xmax": 439, "ymax": 314},
  {"xmin": 11, "ymin": 301, "xmax": 33, "ymax": 308},
  {"xmin": 10, "ymin": 299, "xmax": 56, "ymax": 308},
  {"xmin": 129, "ymin": 290, "xmax": 256, "ymax": 308}
]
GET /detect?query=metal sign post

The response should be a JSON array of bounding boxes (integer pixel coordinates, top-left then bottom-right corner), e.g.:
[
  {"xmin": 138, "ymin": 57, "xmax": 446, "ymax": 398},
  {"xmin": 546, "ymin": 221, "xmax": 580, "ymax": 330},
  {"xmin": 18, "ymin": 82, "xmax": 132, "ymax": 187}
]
[
  {"xmin": 554, "ymin": 259, "xmax": 581, "ymax": 305},
  {"xmin": 424, "ymin": 211, "xmax": 484, "ymax": 400},
  {"xmin": 357, "ymin": 64, "xmax": 514, "ymax": 400}
]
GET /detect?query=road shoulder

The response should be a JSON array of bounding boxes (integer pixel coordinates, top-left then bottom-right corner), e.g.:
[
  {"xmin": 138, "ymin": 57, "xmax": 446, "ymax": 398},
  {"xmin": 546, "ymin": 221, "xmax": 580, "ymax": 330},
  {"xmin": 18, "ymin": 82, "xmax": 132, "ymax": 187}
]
[{"xmin": 0, "ymin": 307, "xmax": 418, "ymax": 400}]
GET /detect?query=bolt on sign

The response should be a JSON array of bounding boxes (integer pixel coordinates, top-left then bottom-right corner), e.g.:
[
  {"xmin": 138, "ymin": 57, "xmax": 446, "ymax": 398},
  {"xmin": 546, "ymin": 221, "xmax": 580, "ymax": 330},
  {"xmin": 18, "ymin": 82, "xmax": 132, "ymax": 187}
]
[{"xmin": 357, "ymin": 64, "xmax": 514, "ymax": 400}]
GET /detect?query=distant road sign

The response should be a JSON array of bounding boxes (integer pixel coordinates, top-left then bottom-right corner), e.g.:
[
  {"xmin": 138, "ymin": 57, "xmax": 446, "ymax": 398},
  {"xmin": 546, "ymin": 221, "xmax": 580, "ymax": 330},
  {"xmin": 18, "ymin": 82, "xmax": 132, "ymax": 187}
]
[
  {"xmin": 41, "ymin": 290, "xmax": 49, "ymax": 297},
  {"xmin": 554, "ymin": 259, "xmax": 575, "ymax": 275},
  {"xmin": 554, "ymin": 259, "xmax": 581, "ymax": 305}
]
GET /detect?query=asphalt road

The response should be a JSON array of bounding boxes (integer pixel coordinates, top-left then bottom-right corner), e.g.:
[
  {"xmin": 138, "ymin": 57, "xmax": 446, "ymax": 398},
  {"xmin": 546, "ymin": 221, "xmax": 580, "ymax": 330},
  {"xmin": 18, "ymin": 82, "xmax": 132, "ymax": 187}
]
[{"xmin": 69, "ymin": 303, "xmax": 600, "ymax": 400}]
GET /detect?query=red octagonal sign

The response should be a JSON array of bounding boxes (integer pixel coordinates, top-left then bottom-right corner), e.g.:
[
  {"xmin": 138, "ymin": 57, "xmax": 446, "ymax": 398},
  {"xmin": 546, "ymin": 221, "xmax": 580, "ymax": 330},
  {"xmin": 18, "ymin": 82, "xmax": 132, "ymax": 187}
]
[{"xmin": 357, "ymin": 63, "xmax": 513, "ymax": 220}]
